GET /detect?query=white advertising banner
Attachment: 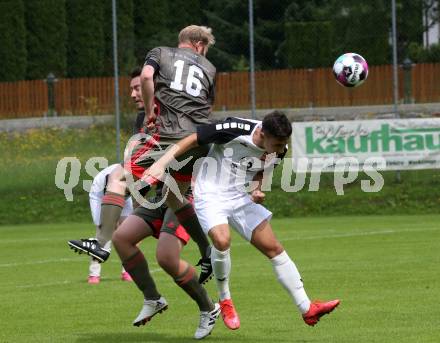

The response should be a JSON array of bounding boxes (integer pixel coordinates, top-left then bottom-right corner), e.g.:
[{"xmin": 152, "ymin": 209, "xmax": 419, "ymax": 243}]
[{"xmin": 291, "ymin": 118, "xmax": 440, "ymax": 172}]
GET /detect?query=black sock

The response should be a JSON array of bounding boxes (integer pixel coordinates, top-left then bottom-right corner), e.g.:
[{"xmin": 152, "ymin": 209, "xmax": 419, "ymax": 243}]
[{"xmin": 123, "ymin": 250, "xmax": 161, "ymax": 300}]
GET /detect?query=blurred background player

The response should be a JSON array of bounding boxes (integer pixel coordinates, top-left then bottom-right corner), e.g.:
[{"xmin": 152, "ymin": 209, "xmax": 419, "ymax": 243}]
[
  {"xmin": 145, "ymin": 112, "xmax": 340, "ymax": 329},
  {"xmin": 68, "ymin": 67, "xmax": 145, "ymax": 264},
  {"xmin": 81, "ymin": 163, "xmax": 134, "ymax": 284}
]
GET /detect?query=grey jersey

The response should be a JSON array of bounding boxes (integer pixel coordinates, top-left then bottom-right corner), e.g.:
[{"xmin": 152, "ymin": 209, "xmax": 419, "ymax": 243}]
[{"xmin": 144, "ymin": 46, "xmax": 216, "ymax": 139}]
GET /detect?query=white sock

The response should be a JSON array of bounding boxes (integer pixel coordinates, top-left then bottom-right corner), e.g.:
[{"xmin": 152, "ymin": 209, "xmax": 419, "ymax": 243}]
[
  {"xmin": 89, "ymin": 258, "xmax": 101, "ymax": 277},
  {"xmin": 271, "ymin": 251, "xmax": 311, "ymax": 314},
  {"xmin": 211, "ymin": 247, "xmax": 231, "ymax": 300}
]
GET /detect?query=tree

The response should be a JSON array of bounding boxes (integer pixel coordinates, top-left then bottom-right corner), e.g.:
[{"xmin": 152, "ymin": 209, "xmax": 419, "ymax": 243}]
[
  {"xmin": 102, "ymin": 0, "xmax": 136, "ymax": 76},
  {"xmin": 0, "ymin": 0, "xmax": 27, "ymax": 81},
  {"xmin": 285, "ymin": 21, "xmax": 334, "ymax": 68},
  {"xmin": 133, "ymin": 0, "xmax": 171, "ymax": 63},
  {"xmin": 325, "ymin": 0, "xmax": 390, "ymax": 65},
  {"xmin": 202, "ymin": 0, "xmax": 250, "ymax": 71},
  {"xmin": 66, "ymin": 0, "xmax": 105, "ymax": 77},
  {"xmin": 133, "ymin": 0, "xmax": 204, "ymax": 64},
  {"xmin": 25, "ymin": 0, "xmax": 67, "ymax": 79}
]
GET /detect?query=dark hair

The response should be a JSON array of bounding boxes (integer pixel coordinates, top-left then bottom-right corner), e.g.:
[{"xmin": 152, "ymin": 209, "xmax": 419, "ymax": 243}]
[
  {"xmin": 130, "ymin": 66, "xmax": 142, "ymax": 79},
  {"xmin": 262, "ymin": 111, "xmax": 292, "ymax": 139}
]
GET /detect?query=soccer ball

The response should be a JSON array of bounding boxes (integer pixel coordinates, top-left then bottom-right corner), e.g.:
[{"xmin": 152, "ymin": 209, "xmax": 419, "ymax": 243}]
[{"xmin": 332, "ymin": 53, "xmax": 368, "ymax": 87}]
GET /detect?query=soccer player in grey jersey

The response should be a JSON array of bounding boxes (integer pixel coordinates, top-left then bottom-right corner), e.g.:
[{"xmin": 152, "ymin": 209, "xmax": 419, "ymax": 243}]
[
  {"xmin": 145, "ymin": 111, "xmax": 340, "ymax": 330},
  {"xmin": 142, "ymin": 44, "xmax": 216, "ymax": 138},
  {"xmin": 68, "ymin": 55, "xmax": 219, "ymax": 339},
  {"xmin": 129, "ymin": 27, "xmax": 220, "ymax": 338},
  {"xmin": 131, "ymin": 24, "xmax": 216, "ymax": 278}
]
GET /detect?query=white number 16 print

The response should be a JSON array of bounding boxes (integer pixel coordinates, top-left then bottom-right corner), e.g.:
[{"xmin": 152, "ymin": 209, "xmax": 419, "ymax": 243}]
[{"xmin": 170, "ymin": 60, "xmax": 204, "ymax": 97}]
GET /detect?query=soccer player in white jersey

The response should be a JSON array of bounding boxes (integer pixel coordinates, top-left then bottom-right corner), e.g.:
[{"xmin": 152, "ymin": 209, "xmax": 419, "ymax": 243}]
[
  {"xmin": 84, "ymin": 163, "xmax": 134, "ymax": 284},
  {"xmin": 144, "ymin": 111, "xmax": 340, "ymax": 329}
]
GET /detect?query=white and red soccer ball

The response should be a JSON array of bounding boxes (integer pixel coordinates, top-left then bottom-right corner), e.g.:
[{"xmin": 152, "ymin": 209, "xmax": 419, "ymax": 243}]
[{"xmin": 333, "ymin": 53, "xmax": 369, "ymax": 87}]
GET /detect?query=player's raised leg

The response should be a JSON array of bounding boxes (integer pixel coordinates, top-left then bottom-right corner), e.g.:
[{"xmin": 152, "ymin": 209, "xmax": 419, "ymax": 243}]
[
  {"xmin": 68, "ymin": 165, "xmax": 127, "ymax": 262},
  {"xmin": 250, "ymin": 219, "xmax": 340, "ymax": 326}
]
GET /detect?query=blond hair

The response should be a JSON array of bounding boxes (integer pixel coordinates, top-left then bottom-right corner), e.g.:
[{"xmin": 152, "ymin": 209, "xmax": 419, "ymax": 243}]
[{"xmin": 178, "ymin": 25, "xmax": 215, "ymax": 48}]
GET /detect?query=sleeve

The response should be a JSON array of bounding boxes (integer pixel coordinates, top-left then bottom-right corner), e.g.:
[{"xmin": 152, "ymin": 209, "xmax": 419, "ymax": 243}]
[
  {"xmin": 274, "ymin": 147, "xmax": 288, "ymax": 168},
  {"xmin": 133, "ymin": 111, "xmax": 145, "ymax": 134},
  {"xmin": 144, "ymin": 47, "xmax": 161, "ymax": 72},
  {"xmin": 197, "ymin": 117, "xmax": 257, "ymax": 145},
  {"xmin": 207, "ymin": 75, "xmax": 216, "ymax": 106}
]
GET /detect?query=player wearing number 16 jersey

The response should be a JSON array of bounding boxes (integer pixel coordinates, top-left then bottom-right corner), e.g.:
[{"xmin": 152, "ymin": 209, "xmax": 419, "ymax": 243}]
[{"xmin": 124, "ymin": 26, "xmax": 220, "ymax": 339}]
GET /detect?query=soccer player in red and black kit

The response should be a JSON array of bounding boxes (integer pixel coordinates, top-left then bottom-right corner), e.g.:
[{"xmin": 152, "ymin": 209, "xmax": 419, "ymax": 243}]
[{"xmin": 69, "ymin": 26, "xmax": 220, "ymax": 339}]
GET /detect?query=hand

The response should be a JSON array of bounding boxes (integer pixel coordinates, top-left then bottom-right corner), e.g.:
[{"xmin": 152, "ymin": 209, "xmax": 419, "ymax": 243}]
[
  {"xmin": 251, "ymin": 190, "xmax": 265, "ymax": 204},
  {"xmin": 142, "ymin": 162, "xmax": 165, "ymax": 185},
  {"xmin": 146, "ymin": 111, "xmax": 157, "ymax": 131}
]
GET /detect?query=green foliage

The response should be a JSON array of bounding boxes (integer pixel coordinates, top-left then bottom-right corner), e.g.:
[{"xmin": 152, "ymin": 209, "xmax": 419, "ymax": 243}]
[
  {"xmin": 0, "ymin": 0, "xmax": 438, "ymax": 80},
  {"xmin": 25, "ymin": 0, "xmax": 67, "ymax": 79},
  {"xmin": 329, "ymin": 0, "xmax": 390, "ymax": 65},
  {"xmin": 102, "ymin": 0, "xmax": 136, "ymax": 76},
  {"xmin": 408, "ymin": 42, "xmax": 440, "ymax": 63},
  {"xmin": 0, "ymin": 0, "xmax": 27, "ymax": 81},
  {"xmin": 285, "ymin": 21, "xmax": 334, "ymax": 68},
  {"xmin": 168, "ymin": 0, "xmax": 202, "ymax": 30},
  {"xmin": 133, "ymin": 0, "xmax": 172, "ymax": 63},
  {"xmin": 396, "ymin": 0, "xmax": 424, "ymax": 59},
  {"xmin": 202, "ymin": 1, "xmax": 249, "ymax": 71},
  {"xmin": 66, "ymin": 0, "xmax": 105, "ymax": 77},
  {"xmin": 133, "ymin": 0, "xmax": 204, "ymax": 65}
]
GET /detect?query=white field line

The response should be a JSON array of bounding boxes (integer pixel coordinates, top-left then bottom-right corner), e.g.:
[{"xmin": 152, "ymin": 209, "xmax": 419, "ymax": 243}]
[
  {"xmin": 228, "ymin": 226, "xmax": 439, "ymax": 249},
  {"xmin": 0, "ymin": 257, "xmax": 153, "ymax": 268},
  {"xmin": 0, "ymin": 238, "xmax": 53, "ymax": 244},
  {"xmin": 14, "ymin": 268, "xmax": 163, "ymax": 289},
  {"xmin": 1, "ymin": 226, "xmax": 438, "ymax": 269},
  {"xmin": 3, "ymin": 226, "xmax": 439, "ymax": 290}
]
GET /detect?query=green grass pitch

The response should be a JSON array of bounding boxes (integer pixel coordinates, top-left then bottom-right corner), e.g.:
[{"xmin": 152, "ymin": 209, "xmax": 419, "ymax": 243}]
[{"xmin": 1, "ymin": 215, "xmax": 439, "ymax": 343}]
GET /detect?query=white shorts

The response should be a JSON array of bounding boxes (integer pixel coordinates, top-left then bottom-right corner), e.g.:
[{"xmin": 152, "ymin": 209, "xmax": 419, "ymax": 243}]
[
  {"xmin": 194, "ymin": 194, "xmax": 272, "ymax": 241},
  {"xmin": 89, "ymin": 195, "xmax": 133, "ymax": 226}
]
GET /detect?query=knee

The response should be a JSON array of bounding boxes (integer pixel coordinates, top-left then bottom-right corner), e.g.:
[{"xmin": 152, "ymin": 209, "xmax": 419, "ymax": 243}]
[
  {"xmin": 156, "ymin": 250, "xmax": 174, "ymax": 271},
  {"xmin": 265, "ymin": 242, "xmax": 284, "ymax": 259},
  {"xmin": 111, "ymin": 230, "xmax": 123, "ymax": 248},
  {"xmin": 112, "ymin": 228, "xmax": 134, "ymax": 249},
  {"xmin": 212, "ymin": 235, "xmax": 231, "ymax": 252}
]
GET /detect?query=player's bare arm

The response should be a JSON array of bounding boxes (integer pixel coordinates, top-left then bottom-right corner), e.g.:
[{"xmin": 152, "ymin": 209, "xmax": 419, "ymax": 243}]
[
  {"xmin": 140, "ymin": 65, "xmax": 156, "ymax": 130},
  {"xmin": 145, "ymin": 133, "xmax": 199, "ymax": 182},
  {"xmin": 251, "ymin": 171, "xmax": 265, "ymax": 204}
]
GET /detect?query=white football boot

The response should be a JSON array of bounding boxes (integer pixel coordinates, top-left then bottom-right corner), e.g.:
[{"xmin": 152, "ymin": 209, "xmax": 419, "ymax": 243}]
[
  {"xmin": 132, "ymin": 296, "xmax": 168, "ymax": 326},
  {"xmin": 194, "ymin": 303, "xmax": 221, "ymax": 339}
]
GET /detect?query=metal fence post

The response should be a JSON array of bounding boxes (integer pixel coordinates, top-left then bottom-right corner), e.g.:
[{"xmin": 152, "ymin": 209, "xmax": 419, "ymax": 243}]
[
  {"xmin": 248, "ymin": 0, "xmax": 256, "ymax": 119},
  {"xmin": 46, "ymin": 72, "xmax": 57, "ymax": 117},
  {"xmin": 403, "ymin": 57, "xmax": 413, "ymax": 104}
]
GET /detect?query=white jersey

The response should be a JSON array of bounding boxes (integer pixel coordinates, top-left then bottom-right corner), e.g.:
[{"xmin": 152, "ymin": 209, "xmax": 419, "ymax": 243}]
[
  {"xmin": 194, "ymin": 117, "xmax": 286, "ymax": 200},
  {"xmin": 89, "ymin": 164, "xmax": 133, "ymax": 226}
]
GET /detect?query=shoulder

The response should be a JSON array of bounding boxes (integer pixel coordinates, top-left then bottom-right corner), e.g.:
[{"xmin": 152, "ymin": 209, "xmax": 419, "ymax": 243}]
[
  {"xmin": 215, "ymin": 117, "xmax": 259, "ymax": 132},
  {"xmin": 201, "ymin": 56, "xmax": 216, "ymax": 73},
  {"xmin": 197, "ymin": 117, "xmax": 259, "ymax": 145},
  {"xmin": 146, "ymin": 47, "xmax": 170, "ymax": 60}
]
